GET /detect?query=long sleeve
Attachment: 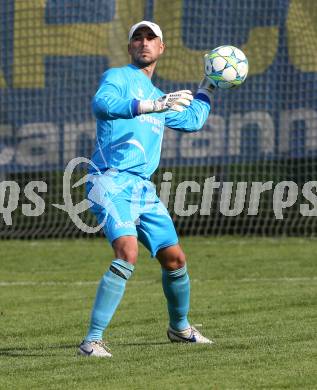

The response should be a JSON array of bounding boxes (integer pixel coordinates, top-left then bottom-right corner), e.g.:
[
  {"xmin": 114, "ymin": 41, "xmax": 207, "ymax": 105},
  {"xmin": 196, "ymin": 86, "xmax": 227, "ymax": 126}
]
[
  {"xmin": 92, "ymin": 68, "xmax": 139, "ymax": 120},
  {"xmin": 164, "ymin": 94, "xmax": 211, "ymax": 132}
]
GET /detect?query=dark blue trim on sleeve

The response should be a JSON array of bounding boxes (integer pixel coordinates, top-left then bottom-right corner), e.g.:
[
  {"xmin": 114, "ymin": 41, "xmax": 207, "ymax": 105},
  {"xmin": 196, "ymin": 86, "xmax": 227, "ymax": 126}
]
[
  {"xmin": 195, "ymin": 93, "xmax": 211, "ymax": 104},
  {"xmin": 131, "ymin": 99, "xmax": 140, "ymax": 117}
]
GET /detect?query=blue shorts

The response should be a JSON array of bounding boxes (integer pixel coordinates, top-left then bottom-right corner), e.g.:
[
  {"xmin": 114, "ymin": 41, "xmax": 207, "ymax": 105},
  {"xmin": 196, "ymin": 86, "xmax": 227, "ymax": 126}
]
[{"xmin": 86, "ymin": 169, "xmax": 178, "ymax": 257}]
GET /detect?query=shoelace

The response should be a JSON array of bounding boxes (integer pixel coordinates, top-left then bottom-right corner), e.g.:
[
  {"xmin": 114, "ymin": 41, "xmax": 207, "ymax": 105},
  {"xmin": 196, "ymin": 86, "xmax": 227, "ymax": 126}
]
[
  {"xmin": 191, "ymin": 326, "xmax": 213, "ymax": 343},
  {"xmin": 93, "ymin": 340, "xmax": 111, "ymax": 353},
  {"xmin": 190, "ymin": 326, "xmax": 206, "ymax": 339},
  {"xmin": 190, "ymin": 326, "xmax": 198, "ymax": 336}
]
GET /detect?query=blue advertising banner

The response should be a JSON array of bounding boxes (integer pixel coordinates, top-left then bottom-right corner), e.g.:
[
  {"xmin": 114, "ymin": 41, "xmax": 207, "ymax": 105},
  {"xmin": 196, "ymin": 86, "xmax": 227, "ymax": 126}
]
[{"xmin": 0, "ymin": 0, "xmax": 316, "ymax": 172}]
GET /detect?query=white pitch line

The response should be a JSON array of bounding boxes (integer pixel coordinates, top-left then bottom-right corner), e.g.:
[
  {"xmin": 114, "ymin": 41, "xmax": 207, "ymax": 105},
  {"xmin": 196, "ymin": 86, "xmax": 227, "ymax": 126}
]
[
  {"xmin": 0, "ymin": 277, "xmax": 316, "ymax": 287},
  {"xmin": 0, "ymin": 281, "xmax": 98, "ymax": 287},
  {"xmin": 238, "ymin": 276, "xmax": 317, "ymax": 283}
]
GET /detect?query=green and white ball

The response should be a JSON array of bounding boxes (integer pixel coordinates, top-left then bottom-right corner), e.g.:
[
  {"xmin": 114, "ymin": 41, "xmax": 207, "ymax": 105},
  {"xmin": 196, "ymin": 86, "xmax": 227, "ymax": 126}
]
[{"xmin": 205, "ymin": 45, "xmax": 249, "ymax": 89}]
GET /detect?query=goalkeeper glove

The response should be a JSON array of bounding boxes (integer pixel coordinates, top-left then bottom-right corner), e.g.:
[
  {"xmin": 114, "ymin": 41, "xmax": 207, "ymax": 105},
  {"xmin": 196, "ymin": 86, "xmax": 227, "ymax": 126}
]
[
  {"xmin": 197, "ymin": 76, "xmax": 215, "ymax": 102},
  {"xmin": 196, "ymin": 53, "xmax": 215, "ymax": 101},
  {"xmin": 138, "ymin": 90, "xmax": 193, "ymax": 114}
]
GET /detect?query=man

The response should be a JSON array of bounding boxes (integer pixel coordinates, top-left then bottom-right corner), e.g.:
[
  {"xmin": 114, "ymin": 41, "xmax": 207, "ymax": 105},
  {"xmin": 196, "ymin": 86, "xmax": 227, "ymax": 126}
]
[{"xmin": 79, "ymin": 20, "xmax": 215, "ymax": 357}]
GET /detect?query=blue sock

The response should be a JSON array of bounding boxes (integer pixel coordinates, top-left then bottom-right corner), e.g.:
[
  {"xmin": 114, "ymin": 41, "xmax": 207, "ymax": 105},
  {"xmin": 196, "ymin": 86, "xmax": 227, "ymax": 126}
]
[
  {"xmin": 162, "ymin": 265, "xmax": 190, "ymax": 331},
  {"xmin": 85, "ymin": 259, "xmax": 134, "ymax": 341}
]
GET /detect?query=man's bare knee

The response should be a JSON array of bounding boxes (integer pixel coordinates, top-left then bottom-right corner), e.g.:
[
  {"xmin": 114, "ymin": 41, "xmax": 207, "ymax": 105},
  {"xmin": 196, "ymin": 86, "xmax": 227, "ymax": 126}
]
[
  {"xmin": 112, "ymin": 236, "xmax": 138, "ymax": 265},
  {"xmin": 157, "ymin": 244, "xmax": 186, "ymax": 270}
]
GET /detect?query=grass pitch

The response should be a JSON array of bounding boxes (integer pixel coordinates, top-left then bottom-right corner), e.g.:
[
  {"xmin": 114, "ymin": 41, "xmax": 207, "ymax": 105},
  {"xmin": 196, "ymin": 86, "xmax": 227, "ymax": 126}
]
[{"xmin": 0, "ymin": 237, "xmax": 316, "ymax": 390}]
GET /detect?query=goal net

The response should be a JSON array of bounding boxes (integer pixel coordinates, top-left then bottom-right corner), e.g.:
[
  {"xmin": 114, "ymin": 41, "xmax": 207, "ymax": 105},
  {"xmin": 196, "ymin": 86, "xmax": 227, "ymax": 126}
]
[{"xmin": 1, "ymin": 0, "xmax": 317, "ymax": 238}]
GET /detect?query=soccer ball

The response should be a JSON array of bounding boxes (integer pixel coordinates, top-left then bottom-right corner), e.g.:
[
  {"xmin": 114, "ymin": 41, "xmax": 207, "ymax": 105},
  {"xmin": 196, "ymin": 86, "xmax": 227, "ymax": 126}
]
[{"xmin": 204, "ymin": 45, "xmax": 249, "ymax": 89}]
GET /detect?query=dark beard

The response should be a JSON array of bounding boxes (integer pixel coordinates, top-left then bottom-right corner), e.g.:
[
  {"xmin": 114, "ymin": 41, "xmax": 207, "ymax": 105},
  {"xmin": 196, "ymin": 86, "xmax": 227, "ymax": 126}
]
[{"xmin": 134, "ymin": 57, "xmax": 155, "ymax": 69}]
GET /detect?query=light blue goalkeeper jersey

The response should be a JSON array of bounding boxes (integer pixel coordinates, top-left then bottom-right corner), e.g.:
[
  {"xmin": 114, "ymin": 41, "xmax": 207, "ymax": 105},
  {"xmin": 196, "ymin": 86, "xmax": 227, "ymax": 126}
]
[{"xmin": 90, "ymin": 64, "xmax": 211, "ymax": 179}]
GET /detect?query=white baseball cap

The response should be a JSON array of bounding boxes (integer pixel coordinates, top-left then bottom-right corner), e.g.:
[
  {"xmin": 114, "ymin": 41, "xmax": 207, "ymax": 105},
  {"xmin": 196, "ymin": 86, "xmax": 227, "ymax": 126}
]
[{"xmin": 128, "ymin": 20, "xmax": 163, "ymax": 42}]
